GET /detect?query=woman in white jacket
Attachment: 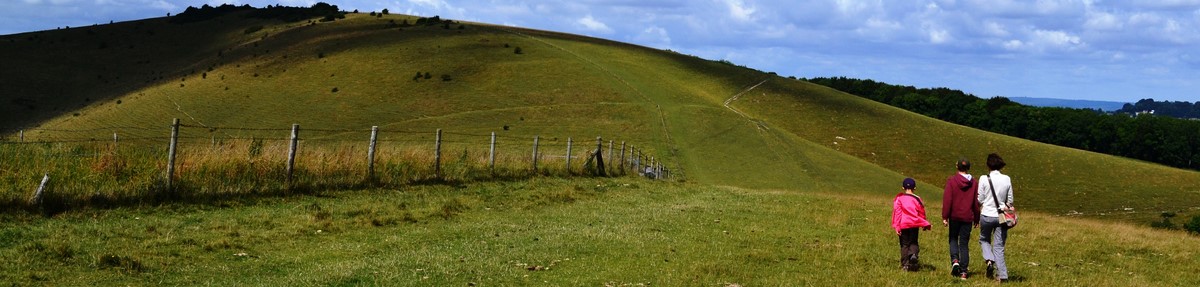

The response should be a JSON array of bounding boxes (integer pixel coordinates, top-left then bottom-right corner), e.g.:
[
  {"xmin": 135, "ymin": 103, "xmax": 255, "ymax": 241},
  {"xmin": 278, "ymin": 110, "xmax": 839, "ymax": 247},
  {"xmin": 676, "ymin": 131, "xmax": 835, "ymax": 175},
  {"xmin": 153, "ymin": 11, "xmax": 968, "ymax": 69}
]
[{"xmin": 977, "ymin": 153, "xmax": 1013, "ymax": 282}]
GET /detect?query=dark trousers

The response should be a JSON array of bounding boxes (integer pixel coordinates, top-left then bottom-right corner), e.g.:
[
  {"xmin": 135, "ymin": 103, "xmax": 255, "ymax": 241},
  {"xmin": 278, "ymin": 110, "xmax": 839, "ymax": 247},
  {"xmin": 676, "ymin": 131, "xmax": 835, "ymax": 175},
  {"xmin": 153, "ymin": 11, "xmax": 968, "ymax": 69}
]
[
  {"xmin": 899, "ymin": 228, "xmax": 920, "ymax": 271},
  {"xmin": 947, "ymin": 220, "xmax": 972, "ymax": 272}
]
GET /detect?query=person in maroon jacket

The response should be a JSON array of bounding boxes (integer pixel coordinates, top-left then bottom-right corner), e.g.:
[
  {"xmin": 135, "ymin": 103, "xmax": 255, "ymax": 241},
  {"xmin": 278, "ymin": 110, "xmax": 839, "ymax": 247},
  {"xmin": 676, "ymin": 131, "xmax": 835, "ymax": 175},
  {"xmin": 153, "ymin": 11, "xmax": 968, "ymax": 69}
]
[{"xmin": 942, "ymin": 159, "xmax": 981, "ymax": 280}]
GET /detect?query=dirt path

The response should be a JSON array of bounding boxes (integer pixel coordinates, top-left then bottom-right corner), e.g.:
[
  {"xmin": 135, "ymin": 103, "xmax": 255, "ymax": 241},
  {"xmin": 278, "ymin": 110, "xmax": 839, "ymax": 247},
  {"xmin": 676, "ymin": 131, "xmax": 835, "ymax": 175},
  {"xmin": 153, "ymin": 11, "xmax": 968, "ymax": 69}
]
[{"xmin": 723, "ymin": 79, "xmax": 770, "ymax": 130}]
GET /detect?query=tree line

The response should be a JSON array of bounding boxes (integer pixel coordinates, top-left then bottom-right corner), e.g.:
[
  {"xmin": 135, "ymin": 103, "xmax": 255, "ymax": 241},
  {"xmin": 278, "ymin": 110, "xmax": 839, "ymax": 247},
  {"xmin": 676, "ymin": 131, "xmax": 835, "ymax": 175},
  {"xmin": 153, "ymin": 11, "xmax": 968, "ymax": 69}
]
[
  {"xmin": 805, "ymin": 77, "xmax": 1200, "ymax": 171},
  {"xmin": 170, "ymin": 2, "xmax": 345, "ymax": 24},
  {"xmin": 1116, "ymin": 98, "xmax": 1200, "ymax": 119}
]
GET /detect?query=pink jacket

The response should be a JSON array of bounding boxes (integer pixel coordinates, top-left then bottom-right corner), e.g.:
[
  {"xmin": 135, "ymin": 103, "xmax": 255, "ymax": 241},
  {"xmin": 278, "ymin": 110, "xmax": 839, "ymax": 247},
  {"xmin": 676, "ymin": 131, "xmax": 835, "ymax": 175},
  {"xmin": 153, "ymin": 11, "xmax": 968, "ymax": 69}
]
[{"xmin": 892, "ymin": 193, "xmax": 931, "ymax": 233}]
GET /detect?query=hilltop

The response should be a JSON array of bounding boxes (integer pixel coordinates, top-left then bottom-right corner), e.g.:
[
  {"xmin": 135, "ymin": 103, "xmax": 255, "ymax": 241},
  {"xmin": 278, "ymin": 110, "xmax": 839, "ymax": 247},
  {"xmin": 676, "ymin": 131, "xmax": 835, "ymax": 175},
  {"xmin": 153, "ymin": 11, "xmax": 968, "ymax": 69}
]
[{"xmin": 2, "ymin": 4, "xmax": 1198, "ymax": 225}]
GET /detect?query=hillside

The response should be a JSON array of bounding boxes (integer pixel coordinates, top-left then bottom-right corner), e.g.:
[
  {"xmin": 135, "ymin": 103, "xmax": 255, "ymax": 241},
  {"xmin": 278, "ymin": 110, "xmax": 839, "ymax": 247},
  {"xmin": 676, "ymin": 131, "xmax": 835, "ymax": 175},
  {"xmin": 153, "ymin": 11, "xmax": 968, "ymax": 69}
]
[{"xmin": 2, "ymin": 7, "xmax": 1199, "ymax": 225}]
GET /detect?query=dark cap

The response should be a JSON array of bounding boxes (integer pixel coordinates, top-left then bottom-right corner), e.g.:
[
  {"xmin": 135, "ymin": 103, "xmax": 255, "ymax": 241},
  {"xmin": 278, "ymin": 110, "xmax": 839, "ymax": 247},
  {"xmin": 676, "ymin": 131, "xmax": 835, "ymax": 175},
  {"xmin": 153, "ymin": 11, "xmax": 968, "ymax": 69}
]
[
  {"xmin": 902, "ymin": 178, "xmax": 916, "ymax": 190},
  {"xmin": 956, "ymin": 159, "xmax": 971, "ymax": 171}
]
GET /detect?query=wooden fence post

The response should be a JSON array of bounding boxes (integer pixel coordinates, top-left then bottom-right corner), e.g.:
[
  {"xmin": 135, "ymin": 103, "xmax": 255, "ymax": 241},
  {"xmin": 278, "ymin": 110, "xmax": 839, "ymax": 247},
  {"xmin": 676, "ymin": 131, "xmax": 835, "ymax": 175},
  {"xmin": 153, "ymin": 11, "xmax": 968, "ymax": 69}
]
[
  {"xmin": 532, "ymin": 136, "xmax": 539, "ymax": 172},
  {"xmin": 113, "ymin": 132, "xmax": 118, "ymax": 148},
  {"xmin": 650, "ymin": 156, "xmax": 656, "ymax": 179},
  {"xmin": 619, "ymin": 141, "xmax": 626, "ymax": 174},
  {"xmin": 367, "ymin": 126, "xmax": 378, "ymax": 180},
  {"xmin": 166, "ymin": 118, "xmax": 179, "ymax": 191},
  {"xmin": 286, "ymin": 124, "xmax": 299, "ymax": 186},
  {"xmin": 435, "ymin": 129, "xmax": 442, "ymax": 179},
  {"xmin": 18, "ymin": 130, "xmax": 23, "ymax": 142},
  {"xmin": 656, "ymin": 160, "xmax": 662, "ymax": 180},
  {"xmin": 30, "ymin": 173, "xmax": 49, "ymax": 207},
  {"xmin": 595, "ymin": 136, "xmax": 606, "ymax": 177},
  {"xmin": 630, "ymin": 146, "xmax": 636, "ymax": 172},
  {"xmin": 607, "ymin": 140, "xmax": 614, "ymax": 174},
  {"xmin": 489, "ymin": 132, "xmax": 496, "ymax": 172},
  {"xmin": 565, "ymin": 137, "xmax": 573, "ymax": 173}
]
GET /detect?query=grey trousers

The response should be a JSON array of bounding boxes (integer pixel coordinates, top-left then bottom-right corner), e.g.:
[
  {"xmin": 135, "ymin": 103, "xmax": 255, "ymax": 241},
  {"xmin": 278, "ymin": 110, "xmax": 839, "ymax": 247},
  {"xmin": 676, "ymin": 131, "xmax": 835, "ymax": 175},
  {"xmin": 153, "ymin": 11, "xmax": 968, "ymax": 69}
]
[{"xmin": 979, "ymin": 216, "xmax": 1009, "ymax": 279}]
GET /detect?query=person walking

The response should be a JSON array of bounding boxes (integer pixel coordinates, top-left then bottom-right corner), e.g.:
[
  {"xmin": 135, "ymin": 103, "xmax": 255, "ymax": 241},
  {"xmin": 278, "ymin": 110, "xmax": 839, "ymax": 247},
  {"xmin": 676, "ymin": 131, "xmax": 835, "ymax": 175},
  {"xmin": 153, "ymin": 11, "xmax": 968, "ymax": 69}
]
[
  {"xmin": 892, "ymin": 177, "xmax": 931, "ymax": 271},
  {"xmin": 943, "ymin": 159, "xmax": 980, "ymax": 280},
  {"xmin": 977, "ymin": 153, "xmax": 1014, "ymax": 282}
]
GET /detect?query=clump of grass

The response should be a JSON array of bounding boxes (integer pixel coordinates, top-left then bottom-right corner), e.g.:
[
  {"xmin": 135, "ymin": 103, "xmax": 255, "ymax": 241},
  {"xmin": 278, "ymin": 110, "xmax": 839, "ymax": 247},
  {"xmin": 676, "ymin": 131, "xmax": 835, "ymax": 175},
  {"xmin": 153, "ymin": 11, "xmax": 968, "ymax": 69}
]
[{"xmin": 96, "ymin": 254, "xmax": 143, "ymax": 273}]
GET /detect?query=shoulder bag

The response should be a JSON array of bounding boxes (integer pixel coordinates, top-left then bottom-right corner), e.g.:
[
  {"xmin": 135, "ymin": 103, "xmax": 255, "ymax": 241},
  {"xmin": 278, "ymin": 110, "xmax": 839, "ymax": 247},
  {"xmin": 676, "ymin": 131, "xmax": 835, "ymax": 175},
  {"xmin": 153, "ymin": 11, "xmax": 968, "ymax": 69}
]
[{"xmin": 987, "ymin": 176, "xmax": 1018, "ymax": 228}]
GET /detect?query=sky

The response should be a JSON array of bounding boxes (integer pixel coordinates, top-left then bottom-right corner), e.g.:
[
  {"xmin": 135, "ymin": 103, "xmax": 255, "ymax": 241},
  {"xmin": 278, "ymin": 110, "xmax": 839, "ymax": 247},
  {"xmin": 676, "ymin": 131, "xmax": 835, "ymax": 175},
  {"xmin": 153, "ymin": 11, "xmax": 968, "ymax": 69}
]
[{"xmin": 3, "ymin": 0, "xmax": 1199, "ymax": 103}]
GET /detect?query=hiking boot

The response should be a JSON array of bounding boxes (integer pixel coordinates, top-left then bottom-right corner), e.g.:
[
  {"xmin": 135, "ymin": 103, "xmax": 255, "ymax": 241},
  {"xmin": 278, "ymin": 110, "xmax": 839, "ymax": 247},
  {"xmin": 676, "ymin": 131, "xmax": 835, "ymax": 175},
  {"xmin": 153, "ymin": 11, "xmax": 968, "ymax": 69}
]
[
  {"xmin": 960, "ymin": 271, "xmax": 968, "ymax": 280},
  {"xmin": 950, "ymin": 262, "xmax": 961, "ymax": 277},
  {"xmin": 985, "ymin": 260, "xmax": 995, "ymax": 279}
]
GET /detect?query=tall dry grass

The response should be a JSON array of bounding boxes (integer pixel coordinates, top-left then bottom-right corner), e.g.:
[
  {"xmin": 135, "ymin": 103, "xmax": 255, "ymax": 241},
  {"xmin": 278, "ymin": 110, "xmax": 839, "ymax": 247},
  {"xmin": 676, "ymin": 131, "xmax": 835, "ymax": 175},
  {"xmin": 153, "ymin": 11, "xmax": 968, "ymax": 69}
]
[{"xmin": 0, "ymin": 137, "xmax": 641, "ymax": 213}]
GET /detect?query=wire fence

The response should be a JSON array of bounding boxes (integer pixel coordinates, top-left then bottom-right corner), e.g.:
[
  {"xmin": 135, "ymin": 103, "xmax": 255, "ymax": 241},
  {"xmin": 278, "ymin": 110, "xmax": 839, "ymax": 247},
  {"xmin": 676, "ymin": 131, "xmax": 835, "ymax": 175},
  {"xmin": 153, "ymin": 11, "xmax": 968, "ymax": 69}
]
[{"xmin": 1, "ymin": 119, "xmax": 672, "ymax": 213}]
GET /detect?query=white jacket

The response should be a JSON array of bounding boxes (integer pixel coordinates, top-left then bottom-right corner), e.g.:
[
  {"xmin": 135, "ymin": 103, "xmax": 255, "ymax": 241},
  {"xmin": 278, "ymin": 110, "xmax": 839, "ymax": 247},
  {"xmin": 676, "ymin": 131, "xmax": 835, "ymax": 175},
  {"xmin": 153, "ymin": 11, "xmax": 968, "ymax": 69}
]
[{"xmin": 977, "ymin": 170, "xmax": 1014, "ymax": 218}]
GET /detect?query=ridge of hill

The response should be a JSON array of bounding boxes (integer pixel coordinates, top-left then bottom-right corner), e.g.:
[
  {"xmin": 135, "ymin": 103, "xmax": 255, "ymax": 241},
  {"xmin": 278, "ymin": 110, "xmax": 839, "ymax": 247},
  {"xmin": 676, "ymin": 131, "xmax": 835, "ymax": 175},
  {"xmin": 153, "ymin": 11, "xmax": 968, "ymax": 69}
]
[
  {"xmin": 1009, "ymin": 96, "xmax": 1127, "ymax": 111},
  {"xmin": 2, "ymin": 8, "xmax": 1199, "ymax": 225}
]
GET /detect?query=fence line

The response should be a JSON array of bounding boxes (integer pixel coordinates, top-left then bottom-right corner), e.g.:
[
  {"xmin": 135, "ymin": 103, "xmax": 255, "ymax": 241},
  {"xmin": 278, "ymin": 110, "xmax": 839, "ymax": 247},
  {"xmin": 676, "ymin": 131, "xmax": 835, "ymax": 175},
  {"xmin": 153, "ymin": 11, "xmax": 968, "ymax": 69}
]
[{"xmin": 4, "ymin": 119, "xmax": 674, "ymax": 211}]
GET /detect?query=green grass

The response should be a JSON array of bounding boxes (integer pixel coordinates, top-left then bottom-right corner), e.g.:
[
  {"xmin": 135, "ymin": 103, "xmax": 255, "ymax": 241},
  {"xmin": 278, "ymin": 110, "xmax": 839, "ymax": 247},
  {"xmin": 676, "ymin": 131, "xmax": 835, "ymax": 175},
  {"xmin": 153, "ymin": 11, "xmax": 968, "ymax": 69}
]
[{"xmin": 2, "ymin": 178, "xmax": 1197, "ymax": 285}]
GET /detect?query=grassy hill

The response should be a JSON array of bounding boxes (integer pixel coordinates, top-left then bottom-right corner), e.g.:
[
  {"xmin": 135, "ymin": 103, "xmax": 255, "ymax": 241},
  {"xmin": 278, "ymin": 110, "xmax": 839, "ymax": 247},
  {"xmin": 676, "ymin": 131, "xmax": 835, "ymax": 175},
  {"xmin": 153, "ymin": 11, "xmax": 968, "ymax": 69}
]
[{"xmin": 3, "ymin": 8, "xmax": 1199, "ymax": 224}]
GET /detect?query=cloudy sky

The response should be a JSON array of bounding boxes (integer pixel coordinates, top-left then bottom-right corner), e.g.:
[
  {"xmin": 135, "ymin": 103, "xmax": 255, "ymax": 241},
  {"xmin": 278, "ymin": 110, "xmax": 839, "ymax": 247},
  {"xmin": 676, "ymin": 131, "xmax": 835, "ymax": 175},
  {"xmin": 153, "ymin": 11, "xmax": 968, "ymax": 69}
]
[{"xmin": 3, "ymin": 0, "xmax": 1199, "ymax": 103}]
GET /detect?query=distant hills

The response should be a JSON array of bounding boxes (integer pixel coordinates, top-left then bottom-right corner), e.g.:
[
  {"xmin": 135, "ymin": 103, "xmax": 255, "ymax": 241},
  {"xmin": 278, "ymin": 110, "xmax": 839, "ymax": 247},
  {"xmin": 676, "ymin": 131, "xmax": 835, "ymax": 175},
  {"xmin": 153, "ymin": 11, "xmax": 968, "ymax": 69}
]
[{"xmin": 1009, "ymin": 96, "xmax": 1127, "ymax": 111}]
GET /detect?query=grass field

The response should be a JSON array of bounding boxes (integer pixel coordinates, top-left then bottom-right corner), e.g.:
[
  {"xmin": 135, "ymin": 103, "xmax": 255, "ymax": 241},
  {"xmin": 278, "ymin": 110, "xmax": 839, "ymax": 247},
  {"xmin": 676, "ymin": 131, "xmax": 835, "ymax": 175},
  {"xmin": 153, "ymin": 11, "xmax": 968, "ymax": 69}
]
[{"xmin": 3, "ymin": 178, "xmax": 1197, "ymax": 285}]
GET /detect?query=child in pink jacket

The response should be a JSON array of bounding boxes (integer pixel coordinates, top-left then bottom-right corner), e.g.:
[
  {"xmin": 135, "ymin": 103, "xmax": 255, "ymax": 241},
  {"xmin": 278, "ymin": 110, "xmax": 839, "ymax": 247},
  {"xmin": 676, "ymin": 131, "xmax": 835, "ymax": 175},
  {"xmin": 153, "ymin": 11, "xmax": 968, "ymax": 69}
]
[{"xmin": 893, "ymin": 177, "xmax": 932, "ymax": 271}]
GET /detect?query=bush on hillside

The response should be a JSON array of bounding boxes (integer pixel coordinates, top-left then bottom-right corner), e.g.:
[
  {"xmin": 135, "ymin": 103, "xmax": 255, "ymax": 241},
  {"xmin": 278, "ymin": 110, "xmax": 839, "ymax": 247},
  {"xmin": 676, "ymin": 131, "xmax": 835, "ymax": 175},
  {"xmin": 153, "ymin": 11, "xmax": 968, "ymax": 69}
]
[
  {"xmin": 382, "ymin": 9, "xmax": 389, "ymax": 15},
  {"xmin": 514, "ymin": 47, "xmax": 523, "ymax": 54},
  {"xmin": 1187, "ymin": 215, "xmax": 1200, "ymax": 234},
  {"xmin": 415, "ymin": 16, "xmax": 442, "ymax": 26},
  {"xmin": 1151, "ymin": 212, "xmax": 1177, "ymax": 230}
]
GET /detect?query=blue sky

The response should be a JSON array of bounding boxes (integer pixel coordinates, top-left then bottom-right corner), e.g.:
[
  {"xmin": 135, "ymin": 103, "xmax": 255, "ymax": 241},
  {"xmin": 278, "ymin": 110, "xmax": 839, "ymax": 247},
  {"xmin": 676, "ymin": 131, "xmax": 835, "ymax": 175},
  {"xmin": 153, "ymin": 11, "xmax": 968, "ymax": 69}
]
[{"xmin": 3, "ymin": 0, "xmax": 1199, "ymax": 103}]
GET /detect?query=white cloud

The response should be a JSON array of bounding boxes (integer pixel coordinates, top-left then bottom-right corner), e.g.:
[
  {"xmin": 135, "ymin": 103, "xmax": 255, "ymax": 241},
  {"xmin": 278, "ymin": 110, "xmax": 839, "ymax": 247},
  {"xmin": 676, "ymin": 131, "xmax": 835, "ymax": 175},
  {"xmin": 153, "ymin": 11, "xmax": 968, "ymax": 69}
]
[
  {"xmin": 928, "ymin": 27, "xmax": 951, "ymax": 44},
  {"xmin": 722, "ymin": 0, "xmax": 756, "ymax": 22},
  {"xmin": 577, "ymin": 14, "xmax": 613, "ymax": 33},
  {"xmin": 1005, "ymin": 29, "xmax": 1084, "ymax": 52},
  {"xmin": 983, "ymin": 21, "xmax": 1010, "ymax": 37},
  {"xmin": 635, "ymin": 25, "xmax": 672, "ymax": 47},
  {"xmin": 1084, "ymin": 11, "xmax": 1122, "ymax": 30}
]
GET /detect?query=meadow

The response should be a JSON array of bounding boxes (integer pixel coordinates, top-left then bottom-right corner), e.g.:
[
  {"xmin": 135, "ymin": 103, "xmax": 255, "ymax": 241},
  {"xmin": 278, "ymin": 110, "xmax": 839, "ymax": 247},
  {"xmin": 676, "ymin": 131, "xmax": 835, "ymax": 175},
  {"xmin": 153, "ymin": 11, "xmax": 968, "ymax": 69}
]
[{"xmin": 3, "ymin": 178, "xmax": 1198, "ymax": 285}]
